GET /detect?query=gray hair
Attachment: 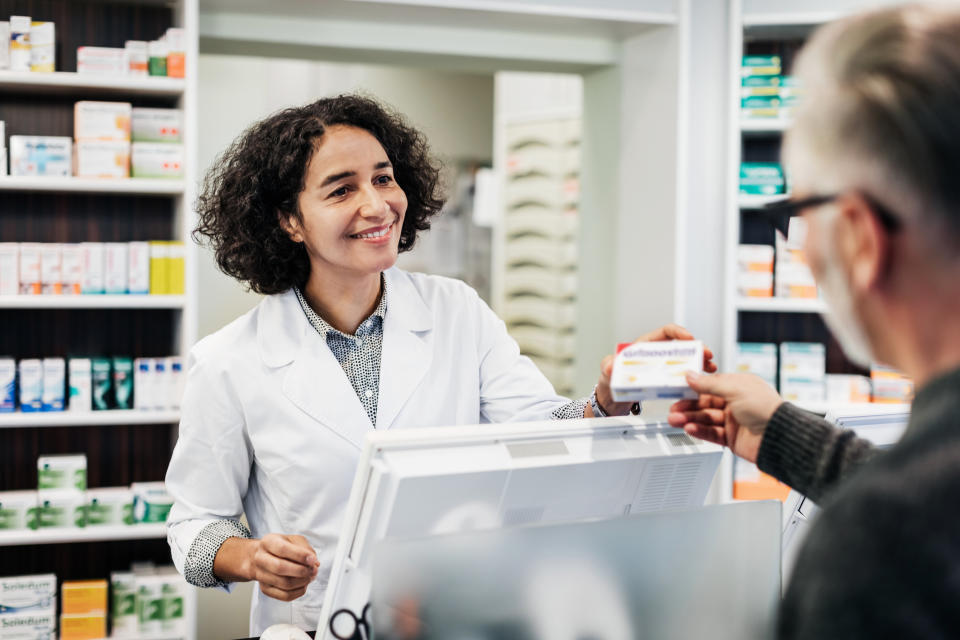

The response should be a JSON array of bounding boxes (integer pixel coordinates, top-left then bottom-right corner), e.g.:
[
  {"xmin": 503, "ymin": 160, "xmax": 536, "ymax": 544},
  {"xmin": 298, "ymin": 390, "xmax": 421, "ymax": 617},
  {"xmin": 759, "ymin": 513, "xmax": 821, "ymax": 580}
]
[{"xmin": 784, "ymin": 3, "xmax": 960, "ymax": 251}]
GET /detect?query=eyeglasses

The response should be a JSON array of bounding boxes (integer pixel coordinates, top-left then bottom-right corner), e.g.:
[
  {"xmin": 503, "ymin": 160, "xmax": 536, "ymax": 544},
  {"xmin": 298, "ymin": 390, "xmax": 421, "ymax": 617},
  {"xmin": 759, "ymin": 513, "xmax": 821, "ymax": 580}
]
[{"xmin": 759, "ymin": 193, "xmax": 903, "ymax": 237}]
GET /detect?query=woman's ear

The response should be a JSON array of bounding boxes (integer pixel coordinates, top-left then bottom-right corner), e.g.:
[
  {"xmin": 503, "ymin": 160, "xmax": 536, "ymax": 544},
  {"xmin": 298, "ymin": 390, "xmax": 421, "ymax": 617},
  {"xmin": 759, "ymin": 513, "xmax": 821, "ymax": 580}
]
[{"xmin": 278, "ymin": 211, "xmax": 303, "ymax": 243}]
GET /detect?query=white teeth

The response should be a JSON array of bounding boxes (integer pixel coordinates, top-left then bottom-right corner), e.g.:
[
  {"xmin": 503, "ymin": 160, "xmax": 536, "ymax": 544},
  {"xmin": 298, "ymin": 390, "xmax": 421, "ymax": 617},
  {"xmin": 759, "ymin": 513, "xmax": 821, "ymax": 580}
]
[{"xmin": 356, "ymin": 227, "xmax": 389, "ymax": 239}]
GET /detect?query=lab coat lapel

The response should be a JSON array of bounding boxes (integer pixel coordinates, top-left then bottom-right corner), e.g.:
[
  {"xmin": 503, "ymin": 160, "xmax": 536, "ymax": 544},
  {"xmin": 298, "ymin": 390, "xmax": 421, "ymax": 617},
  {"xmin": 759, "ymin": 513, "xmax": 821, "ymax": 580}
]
[
  {"xmin": 259, "ymin": 290, "xmax": 372, "ymax": 449},
  {"xmin": 376, "ymin": 268, "xmax": 434, "ymax": 430}
]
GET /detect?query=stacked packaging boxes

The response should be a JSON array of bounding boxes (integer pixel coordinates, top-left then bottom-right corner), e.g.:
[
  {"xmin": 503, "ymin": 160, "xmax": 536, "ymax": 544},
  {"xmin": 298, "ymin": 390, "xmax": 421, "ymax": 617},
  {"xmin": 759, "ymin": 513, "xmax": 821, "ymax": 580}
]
[
  {"xmin": 0, "ymin": 454, "xmax": 171, "ymax": 533},
  {"xmin": 0, "ymin": 242, "xmax": 184, "ymax": 296},
  {"xmin": 0, "ymin": 355, "xmax": 183, "ymax": 415}
]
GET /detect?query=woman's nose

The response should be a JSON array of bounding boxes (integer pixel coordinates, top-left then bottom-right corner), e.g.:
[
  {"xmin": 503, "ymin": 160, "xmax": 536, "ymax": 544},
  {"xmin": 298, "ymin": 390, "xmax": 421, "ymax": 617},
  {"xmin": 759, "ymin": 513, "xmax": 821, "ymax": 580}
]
[{"xmin": 357, "ymin": 185, "xmax": 389, "ymax": 218}]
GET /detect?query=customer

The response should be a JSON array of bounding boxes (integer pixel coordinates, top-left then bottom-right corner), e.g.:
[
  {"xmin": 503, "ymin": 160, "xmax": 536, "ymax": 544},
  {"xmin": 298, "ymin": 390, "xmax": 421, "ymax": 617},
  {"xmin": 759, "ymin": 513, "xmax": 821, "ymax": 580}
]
[{"xmin": 670, "ymin": 4, "xmax": 960, "ymax": 638}]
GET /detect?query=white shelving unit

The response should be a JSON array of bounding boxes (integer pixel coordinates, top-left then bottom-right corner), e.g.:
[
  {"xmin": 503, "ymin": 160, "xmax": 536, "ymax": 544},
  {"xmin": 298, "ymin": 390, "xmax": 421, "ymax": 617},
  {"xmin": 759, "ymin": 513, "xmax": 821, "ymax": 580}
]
[
  {"xmin": 0, "ymin": 2, "xmax": 198, "ymax": 639},
  {"xmin": 0, "ymin": 70, "xmax": 185, "ymax": 96},
  {"xmin": 0, "ymin": 410, "xmax": 180, "ymax": 429},
  {"xmin": 720, "ymin": 0, "xmax": 896, "ymax": 502},
  {"xmin": 0, "ymin": 176, "xmax": 185, "ymax": 195},
  {"xmin": 0, "ymin": 295, "xmax": 186, "ymax": 309},
  {"xmin": 0, "ymin": 523, "xmax": 168, "ymax": 547},
  {"xmin": 735, "ymin": 297, "xmax": 826, "ymax": 313}
]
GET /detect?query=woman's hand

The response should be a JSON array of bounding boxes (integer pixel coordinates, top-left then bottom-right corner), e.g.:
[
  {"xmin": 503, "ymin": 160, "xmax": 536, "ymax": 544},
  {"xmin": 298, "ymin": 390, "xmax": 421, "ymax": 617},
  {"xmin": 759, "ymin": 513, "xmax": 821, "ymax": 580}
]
[
  {"xmin": 591, "ymin": 324, "xmax": 718, "ymax": 416},
  {"xmin": 215, "ymin": 533, "xmax": 319, "ymax": 602}
]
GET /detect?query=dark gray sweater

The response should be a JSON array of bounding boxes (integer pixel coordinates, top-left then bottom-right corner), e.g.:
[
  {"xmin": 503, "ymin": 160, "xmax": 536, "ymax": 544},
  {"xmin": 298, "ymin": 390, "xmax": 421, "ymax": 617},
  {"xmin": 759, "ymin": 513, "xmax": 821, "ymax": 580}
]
[{"xmin": 757, "ymin": 365, "xmax": 960, "ymax": 639}]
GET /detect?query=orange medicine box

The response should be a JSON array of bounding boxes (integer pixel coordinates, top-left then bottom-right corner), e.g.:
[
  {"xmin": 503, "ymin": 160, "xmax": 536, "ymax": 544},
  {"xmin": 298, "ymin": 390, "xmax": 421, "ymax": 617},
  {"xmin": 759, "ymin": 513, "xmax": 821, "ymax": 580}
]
[
  {"xmin": 61, "ymin": 579, "xmax": 107, "ymax": 615},
  {"xmin": 60, "ymin": 613, "xmax": 107, "ymax": 640}
]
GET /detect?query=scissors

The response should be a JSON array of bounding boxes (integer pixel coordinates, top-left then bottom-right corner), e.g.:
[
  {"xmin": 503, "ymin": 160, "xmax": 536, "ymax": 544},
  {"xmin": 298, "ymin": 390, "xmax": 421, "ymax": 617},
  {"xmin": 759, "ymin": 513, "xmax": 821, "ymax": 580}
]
[{"xmin": 329, "ymin": 603, "xmax": 372, "ymax": 640}]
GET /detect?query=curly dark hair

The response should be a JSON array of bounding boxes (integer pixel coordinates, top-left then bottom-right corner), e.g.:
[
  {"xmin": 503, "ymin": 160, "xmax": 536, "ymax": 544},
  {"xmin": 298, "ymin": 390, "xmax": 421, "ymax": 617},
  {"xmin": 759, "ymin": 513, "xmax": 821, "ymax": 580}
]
[{"xmin": 194, "ymin": 94, "xmax": 445, "ymax": 294}]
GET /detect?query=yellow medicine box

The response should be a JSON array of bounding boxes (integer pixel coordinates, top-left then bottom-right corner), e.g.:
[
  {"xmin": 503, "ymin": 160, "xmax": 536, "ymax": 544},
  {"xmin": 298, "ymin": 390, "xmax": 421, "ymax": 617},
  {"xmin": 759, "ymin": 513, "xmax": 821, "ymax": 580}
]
[{"xmin": 61, "ymin": 579, "xmax": 107, "ymax": 615}]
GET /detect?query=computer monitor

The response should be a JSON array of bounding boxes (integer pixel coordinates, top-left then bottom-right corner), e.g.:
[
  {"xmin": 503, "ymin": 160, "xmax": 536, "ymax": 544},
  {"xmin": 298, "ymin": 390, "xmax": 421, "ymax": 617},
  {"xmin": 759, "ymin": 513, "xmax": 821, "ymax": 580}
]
[
  {"xmin": 781, "ymin": 404, "xmax": 910, "ymax": 583},
  {"xmin": 316, "ymin": 415, "xmax": 724, "ymax": 639},
  {"xmin": 371, "ymin": 501, "xmax": 782, "ymax": 640}
]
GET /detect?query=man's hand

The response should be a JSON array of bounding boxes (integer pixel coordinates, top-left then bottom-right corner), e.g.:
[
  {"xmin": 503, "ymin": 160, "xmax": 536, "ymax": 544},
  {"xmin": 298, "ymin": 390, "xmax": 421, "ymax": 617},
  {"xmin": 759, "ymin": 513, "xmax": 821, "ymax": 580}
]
[
  {"xmin": 592, "ymin": 324, "xmax": 718, "ymax": 416},
  {"xmin": 667, "ymin": 372, "xmax": 782, "ymax": 463}
]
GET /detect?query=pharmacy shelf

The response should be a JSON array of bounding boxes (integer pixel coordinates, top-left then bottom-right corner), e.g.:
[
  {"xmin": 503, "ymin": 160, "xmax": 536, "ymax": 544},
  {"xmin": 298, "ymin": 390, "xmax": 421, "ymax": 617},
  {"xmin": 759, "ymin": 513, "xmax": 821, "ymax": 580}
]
[
  {"xmin": 0, "ymin": 523, "xmax": 167, "ymax": 547},
  {"xmin": 795, "ymin": 401, "xmax": 910, "ymax": 415},
  {"xmin": 0, "ymin": 70, "xmax": 185, "ymax": 97},
  {"xmin": 740, "ymin": 117, "xmax": 791, "ymax": 133},
  {"xmin": 0, "ymin": 295, "xmax": 186, "ymax": 309},
  {"xmin": 0, "ymin": 176, "xmax": 185, "ymax": 195},
  {"xmin": 736, "ymin": 297, "xmax": 826, "ymax": 313},
  {"xmin": 0, "ymin": 410, "xmax": 180, "ymax": 429},
  {"xmin": 738, "ymin": 193, "xmax": 788, "ymax": 209}
]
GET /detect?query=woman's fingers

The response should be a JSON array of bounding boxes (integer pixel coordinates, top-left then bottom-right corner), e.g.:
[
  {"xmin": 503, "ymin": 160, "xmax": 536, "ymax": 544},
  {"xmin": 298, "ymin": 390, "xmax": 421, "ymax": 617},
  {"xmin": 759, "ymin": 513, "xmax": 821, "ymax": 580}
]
[{"xmin": 259, "ymin": 584, "xmax": 308, "ymax": 602}]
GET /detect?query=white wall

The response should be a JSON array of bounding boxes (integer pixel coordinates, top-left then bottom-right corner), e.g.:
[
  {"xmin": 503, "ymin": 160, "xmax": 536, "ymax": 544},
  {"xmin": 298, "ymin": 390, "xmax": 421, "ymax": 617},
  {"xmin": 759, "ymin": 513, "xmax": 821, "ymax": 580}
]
[{"xmin": 196, "ymin": 54, "xmax": 494, "ymax": 340}]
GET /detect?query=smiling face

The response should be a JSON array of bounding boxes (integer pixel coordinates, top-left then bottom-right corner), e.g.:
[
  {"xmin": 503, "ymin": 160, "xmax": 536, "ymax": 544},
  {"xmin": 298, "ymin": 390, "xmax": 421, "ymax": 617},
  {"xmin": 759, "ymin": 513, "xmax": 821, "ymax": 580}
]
[{"xmin": 280, "ymin": 124, "xmax": 408, "ymax": 285}]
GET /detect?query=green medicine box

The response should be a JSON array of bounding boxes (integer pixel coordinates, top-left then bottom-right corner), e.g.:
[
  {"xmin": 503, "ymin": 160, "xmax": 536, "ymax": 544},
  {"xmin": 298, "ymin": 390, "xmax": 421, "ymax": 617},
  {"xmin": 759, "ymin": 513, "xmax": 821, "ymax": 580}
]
[
  {"xmin": 740, "ymin": 162, "xmax": 786, "ymax": 196},
  {"xmin": 742, "ymin": 55, "xmax": 782, "ymax": 78}
]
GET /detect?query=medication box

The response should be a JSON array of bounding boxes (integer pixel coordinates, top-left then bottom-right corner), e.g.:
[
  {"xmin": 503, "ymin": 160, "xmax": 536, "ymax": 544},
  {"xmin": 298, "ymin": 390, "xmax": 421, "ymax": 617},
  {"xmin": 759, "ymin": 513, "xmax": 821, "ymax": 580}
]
[
  {"xmin": 18, "ymin": 359, "xmax": 43, "ymax": 412},
  {"xmin": 104, "ymin": 243, "xmax": 128, "ymax": 294},
  {"xmin": 86, "ymin": 487, "xmax": 134, "ymax": 526},
  {"xmin": 112, "ymin": 357, "xmax": 134, "ymax": 410},
  {"xmin": 871, "ymin": 365, "xmax": 914, "ymax": 404},
  {"xmin": 128, "ymin": 242, "xmax": 150, "ymax": 294},
  {"xmin": 61, "ymin": 244, "xmax": 84, "ymax": 295},
  {"xmin": 36, "ymin": 489, "xmax": 86, "ymax": 528},
  {"xmin": 19, "ymin": 243, "xmax": 42, "ymax": 294},
  {"xmin": 75, "ymin": 141, "xmax": 131, "ymax": 179},
  {"xmin": 0, "ymin": 610, "xmax": 57, "ymax": 639},
  {"xmin": 74, "ymin": 101, "xmax": 132, "ymax": 142},
  {"xmin": 76, "ymin": 46, "xmax": 125, "ymax": 75},
  {"xmin": 41, "ymin": 358, "xmax": 65, "ymax": 412},
  {"xmin": 0, "ymin": 491, "xmax": 38, "ymax": 531},
  {"xmin": 37, "ymin": 454, "xmax": 87, "ymax": 491},
  {"xmin": 68, "ymin": 358, "xmax": 92, "ymax": 412},
  {"xmin": 9, "ymin": 16, "xmax": 31, "ymax": 72},
  {"xmin": 741, "ymin": 55, "xmax": 781, "ymax": 78},
  {"xmin": 60, "ymin": 612, "xmax": 106, "ymax": 640},
  {"xmin": 39, "ymin": 244, "xmax": 61, "ymax": 295},
  {"xmin": 739, "ymin": 162, "xmax": 786, "ymax": 196},
  {"xmin": 9, "ymin": 136, "xmax": 72, "ymax": 178},
  {"xmin": 741, "ymin": 95, "xmax": 781, "ymax": 119},
  {"xmin": 0, "ymin": 574, "xmax": 56, "ymax": 614},
  {"xmin": 0, "ymin": 357, "xmax": 14, "ymax": 413},
  {"xmin": 0, "ymin": 244, "xmax": 19, "ymax": 296},
  {"xmin": 110, "ymin": 572, "xmax": 138, "ymax": 636},
  {"xmin": 779, "ymin": 342, "xmax": 826, "ymax": 404},
  {"xmin": 80, "ymin": 243, "xmax": 104, "ymax": 294},
  {"xmin": 131, "ymin": 143, "xmax": 184, "ymax": 179},
  {"xmin": 734, "ymin": 343, "xmax": 777, "ymax": 388},
  {"xmin": 61, "ymin": 580, "xmax": 107, "ymax": 615},
  {"xmin": 825, "ymin": 374, "xmax": 872, "ymax": 404},
  {"xmin": 29, "ymin": 21, "xmax": 55, "ymax": 73},
  {"xmin": 131, "ymin": 482, "xmax": 172, "ymax": 524},
  {"xmin": 610, "ymin": 340, "xmax": 703, "ymax": 402},
  {"xmin": 132, "ymin": 108, "xmax": 182, "ymax": 143},
  {"xmin": 91, "ymin": 358, "xmax": 112, "ymax": 410},
  {"xmin": 0, "ymin": 22, "xmax": 11, "ymax": 70},
  {"xmin": 125, "ymin": 40, "xmax": 148, "ymax": 76}
]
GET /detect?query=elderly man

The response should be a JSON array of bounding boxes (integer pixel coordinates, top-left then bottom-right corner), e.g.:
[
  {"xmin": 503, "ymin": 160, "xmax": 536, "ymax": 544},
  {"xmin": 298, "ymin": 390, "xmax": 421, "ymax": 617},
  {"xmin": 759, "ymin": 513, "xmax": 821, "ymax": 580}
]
[{"xmin": 669, "ymin": 4, "xmax": 960, "ymax": 638}]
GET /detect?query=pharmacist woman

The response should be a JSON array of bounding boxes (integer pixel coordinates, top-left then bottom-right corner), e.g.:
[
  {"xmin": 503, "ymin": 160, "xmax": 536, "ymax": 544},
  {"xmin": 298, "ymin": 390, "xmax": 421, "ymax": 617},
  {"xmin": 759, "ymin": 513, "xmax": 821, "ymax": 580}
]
[{"xmin": 164, "ymin": 94, "xmax": 715, "ymax": 635}]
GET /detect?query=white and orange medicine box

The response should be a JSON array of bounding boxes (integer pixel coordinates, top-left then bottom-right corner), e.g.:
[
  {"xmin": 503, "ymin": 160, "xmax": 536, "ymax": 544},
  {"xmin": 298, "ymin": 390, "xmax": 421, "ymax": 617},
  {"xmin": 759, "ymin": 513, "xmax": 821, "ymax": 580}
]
[{"xmin": 611, "ymin": 340, "xmax": 704, "ymax": 402}]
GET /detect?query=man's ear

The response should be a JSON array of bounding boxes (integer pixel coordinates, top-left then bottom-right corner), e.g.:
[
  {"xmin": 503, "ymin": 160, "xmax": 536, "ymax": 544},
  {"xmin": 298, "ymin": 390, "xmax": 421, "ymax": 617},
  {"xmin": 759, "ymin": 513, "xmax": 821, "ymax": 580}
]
[
  {"xmin": 278, "ymin": 211, "xmax": 303, "ymax": 243},
  {"xmin": 837, "ymin": 192, "xmax": 891, "ymax": 293}
]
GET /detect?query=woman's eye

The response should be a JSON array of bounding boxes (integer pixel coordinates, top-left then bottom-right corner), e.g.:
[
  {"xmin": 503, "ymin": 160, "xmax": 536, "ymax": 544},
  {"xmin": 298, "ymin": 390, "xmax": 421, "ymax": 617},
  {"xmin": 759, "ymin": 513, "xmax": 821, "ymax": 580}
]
[
  {"xmin": 375, "ymin": 175, "xmax": 393, "ymax": 185},
  {"xmin": 330, "ymin": 186, "xmax": 348, "ymax": 198}
]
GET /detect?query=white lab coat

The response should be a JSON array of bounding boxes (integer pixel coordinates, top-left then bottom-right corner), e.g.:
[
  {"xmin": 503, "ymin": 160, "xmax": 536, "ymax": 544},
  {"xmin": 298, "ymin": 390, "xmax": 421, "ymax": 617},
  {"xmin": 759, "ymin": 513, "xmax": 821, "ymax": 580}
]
[{"xmin": 165, "ymin": 267, "xmax": 571, "ymax": 635}]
